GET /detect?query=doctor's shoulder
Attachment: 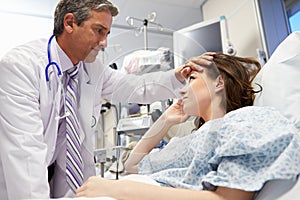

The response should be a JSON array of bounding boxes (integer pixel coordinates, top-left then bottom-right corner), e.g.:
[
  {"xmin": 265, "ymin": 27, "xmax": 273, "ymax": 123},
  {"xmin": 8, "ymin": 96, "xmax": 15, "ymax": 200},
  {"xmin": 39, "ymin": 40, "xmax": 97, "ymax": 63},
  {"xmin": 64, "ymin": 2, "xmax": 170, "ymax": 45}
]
[
  {"xmin": 1, "ymin": 38, "xmax": 48, "ymax": 63},
  {"xmin": 0, "ymin": 38, "xmax": 49, "ymax": 80}
]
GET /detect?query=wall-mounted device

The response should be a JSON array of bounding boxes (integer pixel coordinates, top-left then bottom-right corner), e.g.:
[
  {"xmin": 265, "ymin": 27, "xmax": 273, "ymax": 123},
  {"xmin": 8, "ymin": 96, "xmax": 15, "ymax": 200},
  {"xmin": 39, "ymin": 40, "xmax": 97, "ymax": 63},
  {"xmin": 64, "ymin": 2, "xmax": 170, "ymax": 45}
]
[
  {"xmin": 220, "ymin": 15, "xmax": 237, "ymax": 56},
  {"xmin": 173, "ymin": 17, "xmax": 226, "ymax": 68}
]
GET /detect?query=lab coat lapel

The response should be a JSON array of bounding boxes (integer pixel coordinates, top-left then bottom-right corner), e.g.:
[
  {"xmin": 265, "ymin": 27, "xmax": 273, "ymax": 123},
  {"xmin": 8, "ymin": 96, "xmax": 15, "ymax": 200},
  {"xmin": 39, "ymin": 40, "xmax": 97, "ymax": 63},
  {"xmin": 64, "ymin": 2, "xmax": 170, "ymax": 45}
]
[
  {"xmin": 78, "ymin": 63, "xmax": 95, "ymax": 146},
  {"xmin": 50, "ymin": 43, "xmax": 63, "ymax": 137},
  {"xmin": 42, "ymin": 49, "xmax": 63, "ymax": 165}
]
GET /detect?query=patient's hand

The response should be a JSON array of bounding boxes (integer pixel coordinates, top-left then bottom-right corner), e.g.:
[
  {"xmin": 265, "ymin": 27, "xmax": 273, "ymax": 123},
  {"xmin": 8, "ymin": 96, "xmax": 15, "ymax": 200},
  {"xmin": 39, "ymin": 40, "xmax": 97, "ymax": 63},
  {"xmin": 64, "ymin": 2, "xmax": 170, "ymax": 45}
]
[
  {"xmin": 76, "ymin": 176, "xmax": 114, "ymax": 198},
  {"xmin": 162, "ymin": 99, "xmax": 189, "ymax": 126}
]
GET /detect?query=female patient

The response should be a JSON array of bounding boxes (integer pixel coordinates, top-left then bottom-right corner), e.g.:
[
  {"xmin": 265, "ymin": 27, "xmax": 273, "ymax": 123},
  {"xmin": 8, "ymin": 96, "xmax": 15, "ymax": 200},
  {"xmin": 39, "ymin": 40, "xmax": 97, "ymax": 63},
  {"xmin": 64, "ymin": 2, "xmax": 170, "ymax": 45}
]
[{"xmin": 76, "ymin": 53, "xmax": 300, "ymax": 200}]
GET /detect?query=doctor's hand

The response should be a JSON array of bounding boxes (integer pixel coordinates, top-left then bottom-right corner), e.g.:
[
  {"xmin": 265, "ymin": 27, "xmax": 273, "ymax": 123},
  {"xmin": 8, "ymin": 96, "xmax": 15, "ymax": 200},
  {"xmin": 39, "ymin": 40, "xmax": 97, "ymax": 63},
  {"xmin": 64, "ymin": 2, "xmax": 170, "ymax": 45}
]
[
  {"xmin": 176, "ymin": 52, "xmax": 216, "ymax": 81},
  {"xmin": 76, "ymin": 176, "xmax": 117, "ymax": 198},
  {"xmin": 188, "ymin": 52, "xmax": 216, "ymax": 67}
]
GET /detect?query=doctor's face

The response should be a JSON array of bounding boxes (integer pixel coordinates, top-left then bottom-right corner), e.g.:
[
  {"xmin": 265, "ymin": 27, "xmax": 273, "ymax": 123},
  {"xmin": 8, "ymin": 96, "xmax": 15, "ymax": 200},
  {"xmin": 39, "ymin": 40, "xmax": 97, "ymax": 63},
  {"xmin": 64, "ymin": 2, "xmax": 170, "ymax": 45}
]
[
  {"xmin": 72, "ymin": 9, "xmax": 112, "ymax": 63},
  {"xmin": 180, "ymin": 69, "xmax": 214, "ymax": 118}
]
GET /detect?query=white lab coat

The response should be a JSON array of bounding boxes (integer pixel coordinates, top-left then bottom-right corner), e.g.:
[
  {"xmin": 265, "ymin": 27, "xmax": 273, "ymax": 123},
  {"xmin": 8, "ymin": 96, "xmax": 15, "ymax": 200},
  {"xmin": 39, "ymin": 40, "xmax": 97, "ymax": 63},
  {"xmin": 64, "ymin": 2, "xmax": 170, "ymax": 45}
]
[{"xmin": 0, "ymin": 38, "xmax": 182, "ymax": 199}]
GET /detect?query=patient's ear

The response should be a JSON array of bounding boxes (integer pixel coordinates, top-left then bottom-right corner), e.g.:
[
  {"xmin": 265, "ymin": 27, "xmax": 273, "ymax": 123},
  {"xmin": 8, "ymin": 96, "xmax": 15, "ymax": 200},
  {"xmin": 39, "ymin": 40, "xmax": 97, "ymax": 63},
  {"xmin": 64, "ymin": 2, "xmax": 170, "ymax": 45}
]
[{"xmin": 215, "ymin": 75, "xmax": 224, "ymax": 93}]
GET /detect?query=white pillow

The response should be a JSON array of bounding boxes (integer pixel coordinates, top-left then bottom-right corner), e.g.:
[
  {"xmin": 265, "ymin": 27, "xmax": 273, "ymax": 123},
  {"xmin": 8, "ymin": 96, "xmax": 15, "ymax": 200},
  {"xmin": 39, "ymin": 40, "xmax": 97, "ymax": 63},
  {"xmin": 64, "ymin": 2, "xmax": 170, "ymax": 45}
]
[
  {"xmin": 253, "ymin": 31, "xmax": 300, "ymax": 131},
  {"xmin": 253, "ymin": 31, "xmax": 300, "ymax": 200}
]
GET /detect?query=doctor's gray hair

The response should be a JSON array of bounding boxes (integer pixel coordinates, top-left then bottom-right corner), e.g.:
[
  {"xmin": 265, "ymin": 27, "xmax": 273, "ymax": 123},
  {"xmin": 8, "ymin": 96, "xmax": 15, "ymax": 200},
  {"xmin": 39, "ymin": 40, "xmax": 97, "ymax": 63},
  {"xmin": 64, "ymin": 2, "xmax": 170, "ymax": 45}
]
[{"xmin": 53, "ymin": 0, "xmax": 119, "ymax": 36}]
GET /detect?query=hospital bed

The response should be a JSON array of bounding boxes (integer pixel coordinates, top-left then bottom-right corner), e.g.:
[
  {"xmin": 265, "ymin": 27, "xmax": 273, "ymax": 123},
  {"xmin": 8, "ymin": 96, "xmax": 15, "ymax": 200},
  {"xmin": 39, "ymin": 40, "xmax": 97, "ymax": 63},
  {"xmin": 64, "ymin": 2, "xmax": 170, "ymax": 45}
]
[
  {"xmin": 44, "ymin": 31, "xmax": 300, "ymax": 200},
  {"xmin": 251, "ymin": 31, "xmax": 300, "ymax": 199},
  {"xmin": 92, "ymin": 31, "xmax": 300, "ymax": 200}
]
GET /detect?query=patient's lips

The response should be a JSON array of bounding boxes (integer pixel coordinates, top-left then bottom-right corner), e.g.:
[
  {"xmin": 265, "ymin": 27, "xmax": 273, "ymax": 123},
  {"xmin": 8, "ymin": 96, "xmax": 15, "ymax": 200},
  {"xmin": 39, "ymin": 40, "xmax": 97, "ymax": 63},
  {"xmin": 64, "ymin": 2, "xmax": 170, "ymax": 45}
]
[
  {"xmin": 182, "ymin": 96, "xmax": 188, "ymax": 101},
  {"xmin": 182, "ymin": 97, "xmax": 188, "ymax": 106}
]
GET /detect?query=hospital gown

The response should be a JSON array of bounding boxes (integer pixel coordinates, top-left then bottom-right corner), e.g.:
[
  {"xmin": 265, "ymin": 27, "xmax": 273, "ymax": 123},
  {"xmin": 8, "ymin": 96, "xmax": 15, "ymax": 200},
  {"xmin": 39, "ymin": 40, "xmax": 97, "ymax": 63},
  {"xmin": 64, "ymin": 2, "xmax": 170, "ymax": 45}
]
[{"xmin": 138, "ymin": 106, "xmax": 300, "ymax": 192}]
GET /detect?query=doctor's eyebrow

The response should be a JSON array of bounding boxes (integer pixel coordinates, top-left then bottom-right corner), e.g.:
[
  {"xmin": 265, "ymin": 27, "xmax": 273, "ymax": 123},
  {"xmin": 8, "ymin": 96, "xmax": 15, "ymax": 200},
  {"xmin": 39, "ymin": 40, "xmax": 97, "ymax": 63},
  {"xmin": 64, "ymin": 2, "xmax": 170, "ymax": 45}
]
[{"xmin": 94, "ymin": 24, "xmax": 111, "ymax": 35}]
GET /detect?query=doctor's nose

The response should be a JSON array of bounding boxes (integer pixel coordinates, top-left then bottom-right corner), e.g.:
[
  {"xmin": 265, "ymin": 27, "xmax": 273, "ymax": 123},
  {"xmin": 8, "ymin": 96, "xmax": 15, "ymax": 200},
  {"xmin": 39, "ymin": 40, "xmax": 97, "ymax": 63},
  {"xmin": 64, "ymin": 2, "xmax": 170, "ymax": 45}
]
[{"xmin": 98, "ymin": 38, "xmax": 108, "ymax": 49}]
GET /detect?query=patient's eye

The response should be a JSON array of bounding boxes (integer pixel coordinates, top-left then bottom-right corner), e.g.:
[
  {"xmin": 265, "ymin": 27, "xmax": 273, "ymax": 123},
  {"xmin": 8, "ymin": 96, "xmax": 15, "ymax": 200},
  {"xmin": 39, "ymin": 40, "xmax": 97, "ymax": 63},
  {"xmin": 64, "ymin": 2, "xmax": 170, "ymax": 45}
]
[{"xmin": 189, "ymin": 75, "xmax": 195, "ymax": 82}]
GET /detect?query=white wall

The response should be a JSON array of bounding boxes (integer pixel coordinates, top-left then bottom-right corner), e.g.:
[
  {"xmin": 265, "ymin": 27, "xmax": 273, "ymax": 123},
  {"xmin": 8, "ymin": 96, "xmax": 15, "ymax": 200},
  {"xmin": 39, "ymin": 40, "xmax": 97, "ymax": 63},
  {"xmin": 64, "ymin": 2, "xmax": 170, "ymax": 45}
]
[
  {"xmin": 202, "ymin": 0, "xmax": 264, "ymax": 58},
  {"xmin": 0, "ymin": 0, "xmax": 57, "ymax": 58},
  {"xmin": 0, "ymin": 0, "xmax": 203, "ymax": 67},
  {"xmin": 0, "ymin": 12, "xmax": 53, "ymax": 58}
]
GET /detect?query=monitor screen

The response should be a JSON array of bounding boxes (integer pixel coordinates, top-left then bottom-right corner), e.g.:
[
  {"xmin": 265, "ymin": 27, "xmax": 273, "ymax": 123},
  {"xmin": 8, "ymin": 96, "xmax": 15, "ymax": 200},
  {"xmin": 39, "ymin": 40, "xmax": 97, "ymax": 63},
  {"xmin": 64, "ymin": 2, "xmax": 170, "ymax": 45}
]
[{"xmin": 173, "ymin": 18, "xmax": 223, "ymax": 68}]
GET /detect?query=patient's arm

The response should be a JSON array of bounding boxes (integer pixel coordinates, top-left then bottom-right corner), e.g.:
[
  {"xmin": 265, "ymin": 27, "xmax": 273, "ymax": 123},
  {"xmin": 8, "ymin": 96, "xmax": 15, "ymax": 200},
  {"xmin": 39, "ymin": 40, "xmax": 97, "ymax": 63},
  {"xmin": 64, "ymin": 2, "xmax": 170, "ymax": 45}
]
[
  {"xmin": 124, "ymin": 99, "xmax": 189, "ymax": 174},
  {"xmin": 76, "ymin": 176, "xmax": 255, "ymax": 200}
]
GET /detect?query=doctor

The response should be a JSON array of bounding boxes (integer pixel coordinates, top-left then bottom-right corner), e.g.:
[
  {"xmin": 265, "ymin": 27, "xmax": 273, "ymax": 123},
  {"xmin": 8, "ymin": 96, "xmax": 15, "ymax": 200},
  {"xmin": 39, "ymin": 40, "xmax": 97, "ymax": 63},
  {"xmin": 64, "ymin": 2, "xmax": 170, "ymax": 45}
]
[{"xmin": 0, "ymin": 0, "xmax": 204, "ymax": 199}]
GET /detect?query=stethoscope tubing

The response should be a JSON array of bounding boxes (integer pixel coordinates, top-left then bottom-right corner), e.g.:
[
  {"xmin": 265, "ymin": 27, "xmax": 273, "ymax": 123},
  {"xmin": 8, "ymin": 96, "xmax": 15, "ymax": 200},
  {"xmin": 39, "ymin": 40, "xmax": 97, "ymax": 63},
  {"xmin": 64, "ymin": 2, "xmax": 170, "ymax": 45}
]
[
  {"xmin": 46, "ymin": 35, "xmax": 97, "ymax": 128},
  {"xmin": 45, "ymin": 35, "xmax": 62, "ymax": 81}
]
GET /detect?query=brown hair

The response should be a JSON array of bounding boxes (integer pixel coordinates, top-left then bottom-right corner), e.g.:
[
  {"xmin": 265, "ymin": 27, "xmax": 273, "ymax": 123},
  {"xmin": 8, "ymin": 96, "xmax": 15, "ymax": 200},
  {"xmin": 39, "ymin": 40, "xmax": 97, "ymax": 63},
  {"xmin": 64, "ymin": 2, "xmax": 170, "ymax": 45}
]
[{"xmin": 194, "ymin": 52, "xmax": 261, "ymax": 130}]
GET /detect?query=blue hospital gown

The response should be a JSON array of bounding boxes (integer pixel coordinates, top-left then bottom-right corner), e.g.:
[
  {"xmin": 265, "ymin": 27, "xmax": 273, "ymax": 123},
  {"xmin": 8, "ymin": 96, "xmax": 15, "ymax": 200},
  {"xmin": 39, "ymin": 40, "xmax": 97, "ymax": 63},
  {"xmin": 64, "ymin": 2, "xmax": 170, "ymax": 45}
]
[{"xmin": 138, "ymin": 106, "xmax": 300, "ymax": 192}]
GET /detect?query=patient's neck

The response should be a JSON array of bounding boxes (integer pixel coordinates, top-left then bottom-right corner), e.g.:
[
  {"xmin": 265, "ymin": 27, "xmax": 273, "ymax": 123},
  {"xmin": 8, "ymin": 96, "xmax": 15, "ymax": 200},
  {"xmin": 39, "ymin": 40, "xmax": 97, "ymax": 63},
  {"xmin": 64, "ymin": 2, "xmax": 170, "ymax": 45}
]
[{"xmin": 202, "ymin": 104, "xmax": 226, "ymax": 122}]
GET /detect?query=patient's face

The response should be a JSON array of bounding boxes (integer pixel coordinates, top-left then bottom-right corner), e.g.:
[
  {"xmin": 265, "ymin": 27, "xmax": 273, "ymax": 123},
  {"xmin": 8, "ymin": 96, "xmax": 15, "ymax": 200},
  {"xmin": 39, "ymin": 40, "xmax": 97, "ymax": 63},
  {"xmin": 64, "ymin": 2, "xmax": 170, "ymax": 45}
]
[{"xmin": 181, "ymin": 69, "xmax": 213, "ymax": 117}]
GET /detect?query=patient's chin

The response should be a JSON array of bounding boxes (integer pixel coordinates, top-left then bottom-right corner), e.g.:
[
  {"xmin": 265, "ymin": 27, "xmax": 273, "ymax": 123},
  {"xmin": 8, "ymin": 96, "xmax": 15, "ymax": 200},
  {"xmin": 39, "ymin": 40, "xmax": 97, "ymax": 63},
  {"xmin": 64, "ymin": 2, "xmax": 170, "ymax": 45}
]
[{"xmin": 182, "ymin": 106, "xmax": 192, "ymax": 116}]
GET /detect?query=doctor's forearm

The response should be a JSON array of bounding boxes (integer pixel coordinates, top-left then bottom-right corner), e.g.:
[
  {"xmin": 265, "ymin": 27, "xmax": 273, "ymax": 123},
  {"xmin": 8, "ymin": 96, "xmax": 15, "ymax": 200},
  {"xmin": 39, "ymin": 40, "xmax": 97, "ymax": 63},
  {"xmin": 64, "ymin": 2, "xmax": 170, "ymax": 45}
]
[{"xmin": 110, "ymin": 70, "xmax": 181, "ymax": 104}]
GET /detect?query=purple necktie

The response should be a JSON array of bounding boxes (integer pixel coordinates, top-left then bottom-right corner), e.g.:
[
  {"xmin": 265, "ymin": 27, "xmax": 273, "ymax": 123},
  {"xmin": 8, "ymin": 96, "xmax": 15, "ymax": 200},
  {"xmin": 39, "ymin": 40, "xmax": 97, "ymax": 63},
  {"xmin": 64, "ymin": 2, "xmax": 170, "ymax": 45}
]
[{"xmin": 65, "ymin": 66, "xmax": 83, "ymax": 193}]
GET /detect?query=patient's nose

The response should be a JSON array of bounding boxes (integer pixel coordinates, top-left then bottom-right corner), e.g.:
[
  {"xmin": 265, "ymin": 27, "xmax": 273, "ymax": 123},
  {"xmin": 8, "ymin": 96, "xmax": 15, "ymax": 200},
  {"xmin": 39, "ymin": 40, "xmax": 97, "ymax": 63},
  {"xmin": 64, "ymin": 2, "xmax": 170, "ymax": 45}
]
[{"xmin": 179, "ymin": 84, "xmax": 188, "ymax": 96}]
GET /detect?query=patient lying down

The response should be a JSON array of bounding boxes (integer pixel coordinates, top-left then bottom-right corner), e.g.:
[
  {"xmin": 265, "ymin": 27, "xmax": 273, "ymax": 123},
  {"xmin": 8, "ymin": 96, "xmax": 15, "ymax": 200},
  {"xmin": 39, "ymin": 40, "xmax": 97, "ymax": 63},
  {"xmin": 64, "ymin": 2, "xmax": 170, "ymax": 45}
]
[{"xmin": 76, "ymin": 53, "xmax": 300, "ymax": 200}]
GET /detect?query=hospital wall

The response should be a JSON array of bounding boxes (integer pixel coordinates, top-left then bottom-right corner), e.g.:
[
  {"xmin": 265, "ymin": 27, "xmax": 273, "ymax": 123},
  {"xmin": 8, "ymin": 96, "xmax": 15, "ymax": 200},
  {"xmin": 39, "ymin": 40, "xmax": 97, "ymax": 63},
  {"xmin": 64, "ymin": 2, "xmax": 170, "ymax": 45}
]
[
  {"xmin": 0, "ymin": 0, "xmax": 57, "ymax": 59},
  {"xmin": 202, "ymin": 0, "xmax": 263, "ymax": 58},
  {"xmin": 0, "ymin": 12, "xmax": 53, "ymax": 59},
  {"xmin": 202, "ymin": 0, "xmax": 291, "ymax": 61},
  {"xmin": 0, "ymin": 0, "xmax": 205, "ymax": 68}
]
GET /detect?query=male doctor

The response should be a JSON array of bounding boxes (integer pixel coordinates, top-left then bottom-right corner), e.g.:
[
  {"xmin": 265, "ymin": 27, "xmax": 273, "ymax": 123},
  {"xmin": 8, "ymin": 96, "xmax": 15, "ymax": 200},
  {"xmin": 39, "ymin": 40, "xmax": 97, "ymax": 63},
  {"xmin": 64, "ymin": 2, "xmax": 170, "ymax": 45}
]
[{"xmin": 0, "ymin": 0, "xmax": 198, "ymax": 199}]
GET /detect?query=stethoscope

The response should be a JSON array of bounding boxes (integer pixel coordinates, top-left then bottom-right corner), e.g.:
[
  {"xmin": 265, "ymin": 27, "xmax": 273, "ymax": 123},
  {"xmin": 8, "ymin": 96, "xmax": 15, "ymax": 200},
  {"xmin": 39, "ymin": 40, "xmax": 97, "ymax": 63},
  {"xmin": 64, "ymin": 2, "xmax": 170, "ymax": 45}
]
[
  {"xmin": 45, "ymin": 35, "xmax": 62, "ymax": 82},
  {"xmin": 45, "ymin": 34, "xmax": 71, "ymax": 122},
  {"xmin": 45, "ymin": 35, "xmax": 97, "ymax": 128}
]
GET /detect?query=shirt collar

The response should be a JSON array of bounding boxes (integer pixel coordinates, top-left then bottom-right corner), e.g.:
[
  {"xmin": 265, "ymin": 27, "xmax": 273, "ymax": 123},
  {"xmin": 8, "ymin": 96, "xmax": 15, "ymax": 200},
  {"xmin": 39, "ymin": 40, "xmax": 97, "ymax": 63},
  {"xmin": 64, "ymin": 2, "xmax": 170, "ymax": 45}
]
[{"xmin": 54, "ymin": 38, "xmax": 82, "ymax": 72}]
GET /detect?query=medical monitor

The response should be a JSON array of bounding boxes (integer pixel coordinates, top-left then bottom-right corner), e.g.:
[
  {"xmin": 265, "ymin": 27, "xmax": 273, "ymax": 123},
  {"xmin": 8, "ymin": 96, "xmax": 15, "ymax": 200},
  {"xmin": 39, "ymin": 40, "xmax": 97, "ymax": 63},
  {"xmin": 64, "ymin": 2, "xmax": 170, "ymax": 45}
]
[{"xmin": 173, "ymin": 18, "xmax": 224, "ymax": 68}]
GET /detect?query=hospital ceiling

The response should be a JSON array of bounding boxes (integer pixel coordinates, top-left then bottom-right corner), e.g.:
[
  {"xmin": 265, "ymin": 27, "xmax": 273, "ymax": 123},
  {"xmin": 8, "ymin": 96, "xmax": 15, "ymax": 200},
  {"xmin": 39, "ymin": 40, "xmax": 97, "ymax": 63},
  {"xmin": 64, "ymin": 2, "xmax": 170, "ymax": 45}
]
[{"xmin": 110, "ymin": 0, "xmax": 206, "ymax": 31}]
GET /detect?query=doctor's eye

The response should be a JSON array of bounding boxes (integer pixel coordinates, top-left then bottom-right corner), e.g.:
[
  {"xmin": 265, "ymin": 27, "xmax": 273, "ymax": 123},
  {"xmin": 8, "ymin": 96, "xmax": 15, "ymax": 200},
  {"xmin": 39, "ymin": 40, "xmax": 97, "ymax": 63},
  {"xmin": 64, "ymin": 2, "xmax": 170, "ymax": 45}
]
[
  {"xmin": 96, "ymin": 28, "xmax": 110, "ymax": 39},
  {"xmin": 96, "ymin": 28, "xmax": 104, "ymax": 34},
  {"xmin": 94, "ymin": 27, "xmax": 104, "ymax": 35}
]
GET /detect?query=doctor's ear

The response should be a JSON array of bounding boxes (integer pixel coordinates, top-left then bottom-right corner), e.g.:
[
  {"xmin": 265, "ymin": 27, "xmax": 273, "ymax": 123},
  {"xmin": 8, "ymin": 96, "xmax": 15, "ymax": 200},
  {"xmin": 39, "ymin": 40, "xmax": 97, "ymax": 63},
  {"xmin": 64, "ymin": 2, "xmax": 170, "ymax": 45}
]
[
  {"xmin": 64, "ymin": 13, "xmax": 75, "ymax": 32},
  {"xmin": 215, "ymin": 75, "xmax": 224, "ymax": 93}
]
